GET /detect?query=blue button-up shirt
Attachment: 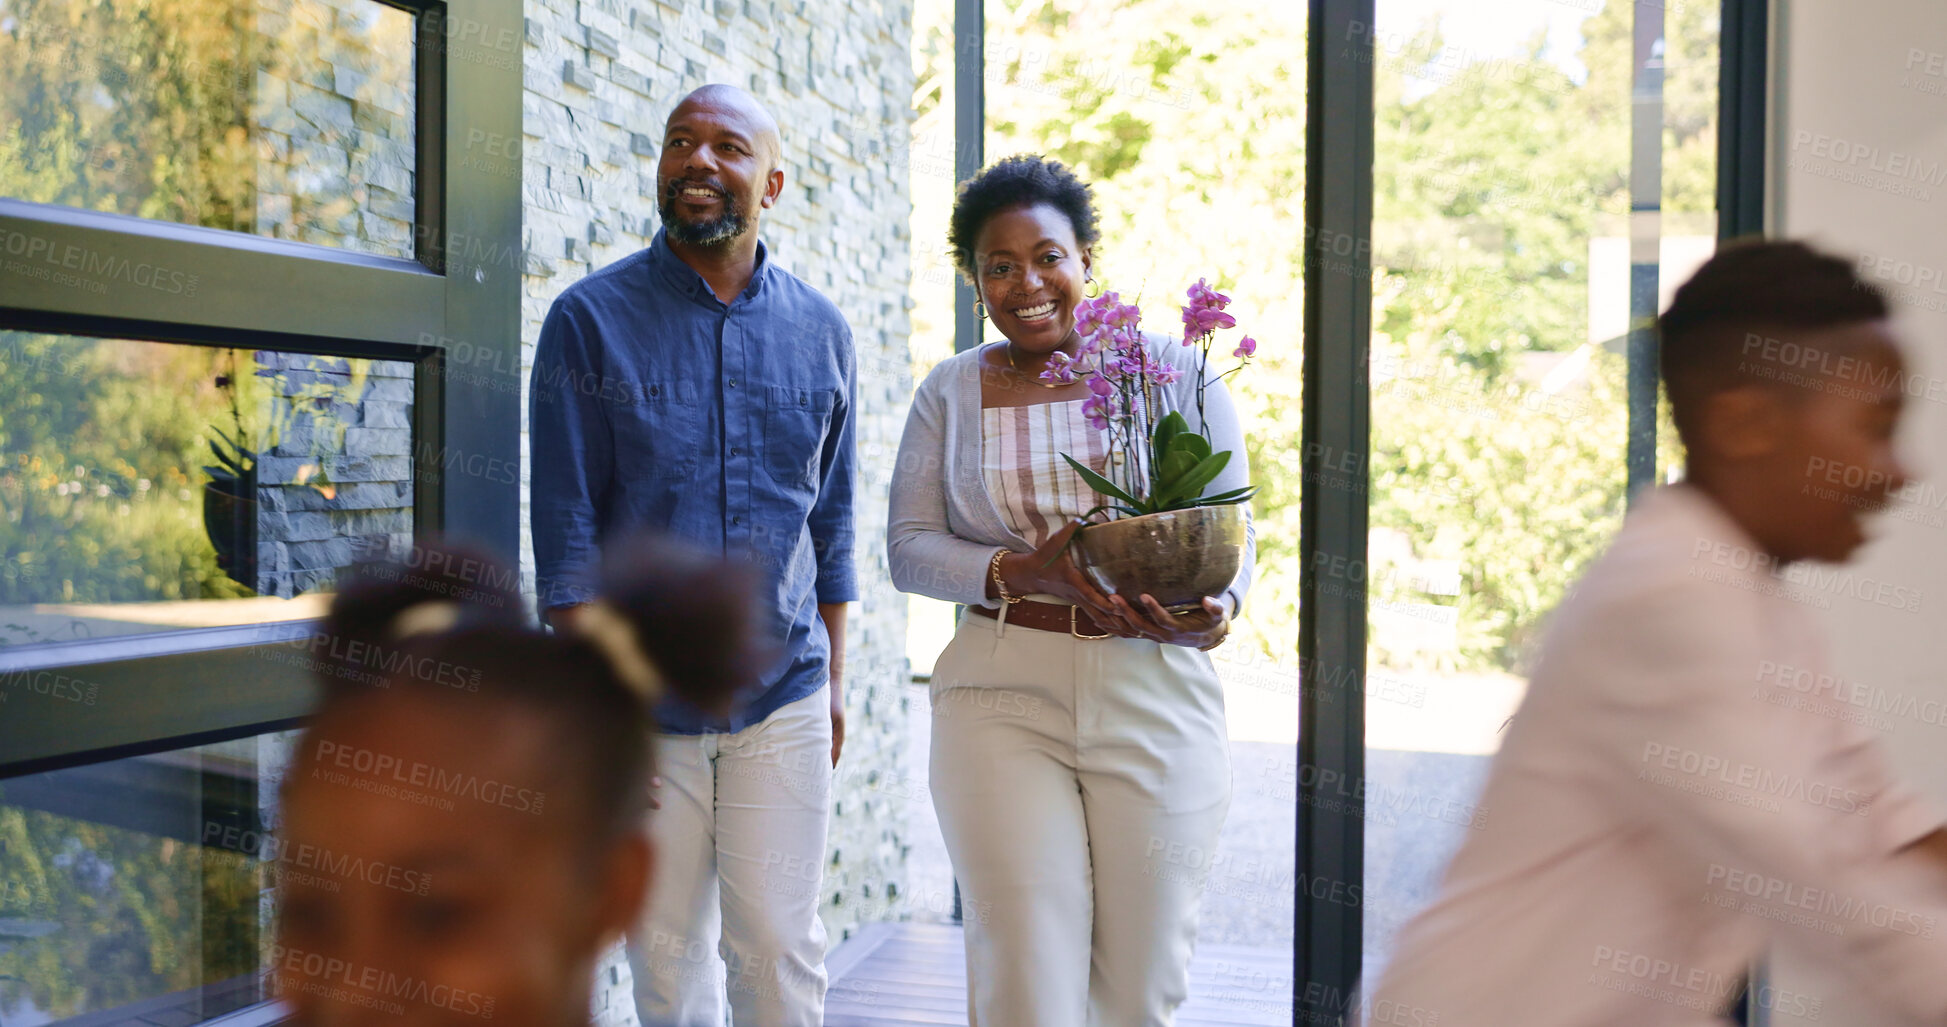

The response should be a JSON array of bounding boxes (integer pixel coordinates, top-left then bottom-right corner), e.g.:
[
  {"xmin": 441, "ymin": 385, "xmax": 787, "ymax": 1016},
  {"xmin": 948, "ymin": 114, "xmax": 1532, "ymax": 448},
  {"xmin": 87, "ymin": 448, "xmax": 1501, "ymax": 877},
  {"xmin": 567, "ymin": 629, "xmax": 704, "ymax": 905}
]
[{"xmin": 529, "ymin": 230, "xmax": 857, "ymax": 734}]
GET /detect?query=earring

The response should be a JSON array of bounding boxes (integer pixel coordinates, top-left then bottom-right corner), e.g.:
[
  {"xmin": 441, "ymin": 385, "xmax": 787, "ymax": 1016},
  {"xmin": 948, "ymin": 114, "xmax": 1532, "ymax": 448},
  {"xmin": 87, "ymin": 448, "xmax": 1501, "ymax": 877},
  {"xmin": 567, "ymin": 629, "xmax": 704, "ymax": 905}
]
[
  {"xmin": 973, "ymin": 298, "xmax": 988, "ymax": 320},
  {"xmin": 1084, "ymin": 276, "xmax": 1102, "ymax": 298}
]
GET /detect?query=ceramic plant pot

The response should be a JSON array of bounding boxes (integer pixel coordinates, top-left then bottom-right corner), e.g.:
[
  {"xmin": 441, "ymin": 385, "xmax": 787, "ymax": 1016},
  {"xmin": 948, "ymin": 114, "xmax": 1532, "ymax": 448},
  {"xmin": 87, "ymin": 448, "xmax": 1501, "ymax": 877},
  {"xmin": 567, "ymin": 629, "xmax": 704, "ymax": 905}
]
[
  {"xmin": 1071, "ymin": 504, "xmax": 1246, "ymax": 613},
  {"xmin": 203, "ymin": 471, "xmax": 259, "ymax": 593}
]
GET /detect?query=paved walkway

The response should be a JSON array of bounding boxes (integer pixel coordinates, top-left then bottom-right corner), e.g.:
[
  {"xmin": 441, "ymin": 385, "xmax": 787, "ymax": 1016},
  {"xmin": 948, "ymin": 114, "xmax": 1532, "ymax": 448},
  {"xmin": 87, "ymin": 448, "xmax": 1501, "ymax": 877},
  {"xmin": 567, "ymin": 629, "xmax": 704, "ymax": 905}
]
[{"xmin": 824, "ymin": 922, "xmax": 1290, "ymax": 1026}]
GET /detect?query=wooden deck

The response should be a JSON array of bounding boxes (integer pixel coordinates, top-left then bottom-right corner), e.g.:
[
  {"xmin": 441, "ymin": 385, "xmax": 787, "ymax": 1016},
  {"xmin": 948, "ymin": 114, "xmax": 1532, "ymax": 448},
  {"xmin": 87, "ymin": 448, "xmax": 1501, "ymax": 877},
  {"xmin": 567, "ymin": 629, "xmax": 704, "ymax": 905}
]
[{"xmin": 824, "ymin": 922, "xmax": 1291, "ymax": 1026}]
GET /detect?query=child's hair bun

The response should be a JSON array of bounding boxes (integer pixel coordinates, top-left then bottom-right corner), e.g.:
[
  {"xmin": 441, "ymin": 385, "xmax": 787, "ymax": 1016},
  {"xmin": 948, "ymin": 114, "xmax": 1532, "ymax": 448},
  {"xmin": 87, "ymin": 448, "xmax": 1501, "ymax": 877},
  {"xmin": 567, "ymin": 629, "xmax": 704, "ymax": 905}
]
[
  {"xmin": 316, "ymin": 538, "xmax": 524, "ymax": 687},
  {"xmin": 592, "ymin": 534, "xmax": 776, "ymax": 719}
]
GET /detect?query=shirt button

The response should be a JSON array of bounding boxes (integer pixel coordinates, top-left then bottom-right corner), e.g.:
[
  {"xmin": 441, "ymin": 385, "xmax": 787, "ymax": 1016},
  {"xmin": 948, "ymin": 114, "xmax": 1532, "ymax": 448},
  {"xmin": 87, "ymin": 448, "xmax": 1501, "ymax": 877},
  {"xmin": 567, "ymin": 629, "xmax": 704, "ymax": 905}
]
[
  {"xmin": 732, "ymin": 516, "xmax": 743, "ymax": 526},
  {"xmin": 730, "ymin": 447, "xmax": 741, "ymax": 456},
  {"xmin": 728, "ymin": 378, "xmax": 738, "ymax": 388}
]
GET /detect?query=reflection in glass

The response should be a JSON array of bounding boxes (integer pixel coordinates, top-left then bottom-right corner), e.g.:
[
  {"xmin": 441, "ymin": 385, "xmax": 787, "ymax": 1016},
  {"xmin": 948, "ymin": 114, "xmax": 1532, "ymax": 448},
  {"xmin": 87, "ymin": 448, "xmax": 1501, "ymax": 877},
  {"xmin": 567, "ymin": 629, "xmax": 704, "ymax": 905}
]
[
  {"xmin": 0, "ymin": 732, "xmax": 297, "ymax": 1022},
  {"xmin": 0, "ymin": 0, "xmax": 417, "ymax": 258},
  {"xmin": 1361, "ymin": 0, "xmax": 1718, "ymax": 985},
  {"xmin": 0, "ymin": 333, "xmax": 414, "ymax": 647}
]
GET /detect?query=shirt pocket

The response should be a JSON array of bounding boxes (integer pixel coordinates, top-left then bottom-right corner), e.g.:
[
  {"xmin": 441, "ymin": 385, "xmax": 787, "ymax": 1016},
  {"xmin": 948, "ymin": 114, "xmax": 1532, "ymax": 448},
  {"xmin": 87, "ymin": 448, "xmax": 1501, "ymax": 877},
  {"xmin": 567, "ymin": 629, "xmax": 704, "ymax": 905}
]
[
  {"xmin": 612, "ymin": 380, "xmax": 705, "ymax": 478},
  {"xmin": 760, "ymin": 385, "xmax": 835, "ymax": 487}
]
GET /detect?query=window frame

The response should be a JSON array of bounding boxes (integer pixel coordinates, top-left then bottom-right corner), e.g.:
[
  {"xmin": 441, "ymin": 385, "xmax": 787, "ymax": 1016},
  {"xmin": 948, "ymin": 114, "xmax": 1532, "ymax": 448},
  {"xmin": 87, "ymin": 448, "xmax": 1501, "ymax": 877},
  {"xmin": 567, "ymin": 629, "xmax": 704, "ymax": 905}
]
[{"xmin": 0, "ymin": 0, "xmax": 522, "ymax": 782}]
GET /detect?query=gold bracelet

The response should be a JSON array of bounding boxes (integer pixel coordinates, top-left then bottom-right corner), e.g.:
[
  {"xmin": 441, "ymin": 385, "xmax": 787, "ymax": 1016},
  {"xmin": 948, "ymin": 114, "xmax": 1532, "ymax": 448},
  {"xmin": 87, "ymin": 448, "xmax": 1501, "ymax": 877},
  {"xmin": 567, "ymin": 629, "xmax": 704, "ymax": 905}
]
[{"xmin": 989, "ymin": 548, "xmax": 1023, "ymax": 605}]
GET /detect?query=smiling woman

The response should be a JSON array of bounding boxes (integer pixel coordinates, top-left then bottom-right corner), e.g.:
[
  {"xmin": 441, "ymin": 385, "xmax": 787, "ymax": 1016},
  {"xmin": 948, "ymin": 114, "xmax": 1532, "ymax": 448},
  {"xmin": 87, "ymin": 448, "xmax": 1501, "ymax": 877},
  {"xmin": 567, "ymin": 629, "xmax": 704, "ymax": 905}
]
[{"xmin": 887, "ymin": 152, "xmax": 1255, "ymax": 1026}]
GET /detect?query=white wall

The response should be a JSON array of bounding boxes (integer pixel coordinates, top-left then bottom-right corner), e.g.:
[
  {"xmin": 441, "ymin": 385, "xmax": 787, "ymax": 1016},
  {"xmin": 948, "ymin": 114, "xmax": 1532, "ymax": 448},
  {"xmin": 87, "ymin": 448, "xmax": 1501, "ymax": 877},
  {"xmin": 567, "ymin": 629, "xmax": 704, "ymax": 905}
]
[{"xmin": 1773, "ymin": 0, "xmax": 1947, "ymax": 1021}]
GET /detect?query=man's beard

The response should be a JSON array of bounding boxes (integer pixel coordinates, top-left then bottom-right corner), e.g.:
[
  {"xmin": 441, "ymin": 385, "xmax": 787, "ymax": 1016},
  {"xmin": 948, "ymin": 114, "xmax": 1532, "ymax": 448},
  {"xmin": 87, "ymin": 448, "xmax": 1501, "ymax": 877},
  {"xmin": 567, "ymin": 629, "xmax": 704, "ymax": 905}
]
[{"xmin": 660, "ymin": 180, "xmax": 748, "ymax": 247}]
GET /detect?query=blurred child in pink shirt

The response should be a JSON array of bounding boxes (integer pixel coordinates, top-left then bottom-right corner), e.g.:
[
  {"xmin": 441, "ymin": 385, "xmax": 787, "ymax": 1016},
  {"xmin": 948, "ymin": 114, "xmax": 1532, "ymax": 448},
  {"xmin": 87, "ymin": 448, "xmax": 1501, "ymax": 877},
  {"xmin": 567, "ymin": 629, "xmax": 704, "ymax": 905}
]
[{"xmin": 1370, "ymin": 241, "xmax": 1947, "ymax": 1026}]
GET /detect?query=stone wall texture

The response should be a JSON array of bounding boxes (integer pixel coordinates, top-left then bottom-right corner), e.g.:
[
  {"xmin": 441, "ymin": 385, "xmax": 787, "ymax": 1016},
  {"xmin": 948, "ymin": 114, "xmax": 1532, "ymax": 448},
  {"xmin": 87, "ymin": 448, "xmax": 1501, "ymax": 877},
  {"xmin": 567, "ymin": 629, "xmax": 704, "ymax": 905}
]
[
  {"xmin": 253, "ymin": 353, "xmax": 414, "ymax": 597},
  {"xmin": 513, "ymin": 0, "xmax": 917, "ymax": 1019},
  {"xmin": 250, "ymin": 0, "xmax": 419, "ymax": 258}
]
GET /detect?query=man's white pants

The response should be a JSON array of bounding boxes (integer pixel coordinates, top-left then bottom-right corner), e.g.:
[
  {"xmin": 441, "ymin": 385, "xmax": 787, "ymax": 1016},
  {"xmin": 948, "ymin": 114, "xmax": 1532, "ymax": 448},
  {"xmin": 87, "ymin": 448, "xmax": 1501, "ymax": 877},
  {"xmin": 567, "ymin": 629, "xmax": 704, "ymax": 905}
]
[
  {"xmin": 628, "ymin": 685, "xmax": 832, "ymax": 1027},
  {"xmin": 929, "ymin": 611, "xmax": 1232, "ymax": 1027}
]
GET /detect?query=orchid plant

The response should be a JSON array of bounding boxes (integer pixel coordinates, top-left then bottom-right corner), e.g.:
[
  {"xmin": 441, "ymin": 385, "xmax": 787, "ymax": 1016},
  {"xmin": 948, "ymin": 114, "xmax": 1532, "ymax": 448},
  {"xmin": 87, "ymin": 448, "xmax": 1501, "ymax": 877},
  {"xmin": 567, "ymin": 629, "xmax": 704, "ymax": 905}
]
[{"xmin": 1040, "ymin": 278, "xmax": 1258, "ymax": 520}]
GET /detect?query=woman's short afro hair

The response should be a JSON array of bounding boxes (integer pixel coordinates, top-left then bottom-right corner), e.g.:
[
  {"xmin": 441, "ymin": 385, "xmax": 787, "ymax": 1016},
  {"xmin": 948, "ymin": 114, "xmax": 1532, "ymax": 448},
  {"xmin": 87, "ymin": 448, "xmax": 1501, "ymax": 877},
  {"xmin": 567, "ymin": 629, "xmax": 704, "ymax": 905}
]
[{"xmin": 948, "ymin": 154, "xmax": 1101, "ymax": 281}]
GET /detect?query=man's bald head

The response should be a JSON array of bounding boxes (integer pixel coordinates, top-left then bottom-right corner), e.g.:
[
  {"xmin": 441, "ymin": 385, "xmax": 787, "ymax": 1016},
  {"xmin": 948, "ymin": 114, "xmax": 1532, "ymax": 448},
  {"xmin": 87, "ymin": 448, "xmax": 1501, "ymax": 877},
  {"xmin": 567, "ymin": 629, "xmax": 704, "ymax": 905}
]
[
  {"xmin": 655, "ymin": 83, "xmax": 787, "ymax": 251},
  {"xmin": 666, "ymin": 84, "xmax": 781, "ymax": 169}
]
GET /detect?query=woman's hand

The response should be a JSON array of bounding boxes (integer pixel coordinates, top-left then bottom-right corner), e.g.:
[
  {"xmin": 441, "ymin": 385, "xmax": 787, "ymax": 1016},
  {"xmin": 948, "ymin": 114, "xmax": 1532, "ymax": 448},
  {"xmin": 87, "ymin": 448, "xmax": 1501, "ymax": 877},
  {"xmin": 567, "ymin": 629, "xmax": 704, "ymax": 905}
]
[
  {"xmin": 1107, "ymin": 593, "xmax": 1230, "ymax": 649},
  {"xmin": 995, "ymin": 521, "xmax": 1144, "ymax": 637}
]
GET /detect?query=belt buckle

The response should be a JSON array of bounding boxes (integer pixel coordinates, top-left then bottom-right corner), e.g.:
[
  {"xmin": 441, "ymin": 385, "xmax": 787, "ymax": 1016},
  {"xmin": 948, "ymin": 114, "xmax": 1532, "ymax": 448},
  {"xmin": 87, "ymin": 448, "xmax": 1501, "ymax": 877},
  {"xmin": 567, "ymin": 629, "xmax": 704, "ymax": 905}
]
[{"xmin": 1070, "ymin": 604, "xmax": 1112, "ymax": 640}]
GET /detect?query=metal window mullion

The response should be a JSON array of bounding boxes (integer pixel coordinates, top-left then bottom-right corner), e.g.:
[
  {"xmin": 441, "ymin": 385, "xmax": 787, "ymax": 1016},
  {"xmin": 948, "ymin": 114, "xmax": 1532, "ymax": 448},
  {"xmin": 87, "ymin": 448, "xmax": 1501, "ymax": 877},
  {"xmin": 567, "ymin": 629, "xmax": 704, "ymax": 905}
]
[
  {"xmin": 1718, "ymin": 0, "xmax": 1769, "ymax": 241},
  {"xmin": 0, "ymin": 627, "xmax": 319, "ymax": 778},
  {"xmin": 1625, "ymin": 0, "xmax": 1667, "ymax": 500},
  {"xmin": 414, "ymin": 0, "xmax": 448, "ymax": 273},
  {"xmin": 433, "ymin": 0, "xmax": 522, "ymax": 560},
  {"xmin": 1720, "ymin": 9, "xmax": 1772, "ymax": 1024},
  {"xmin": 952, "ymin": 0, "xmax": 985, "ymax": 357},
  {"xmin": 0, "ymin": 198, "xmax": 447, "ymax": 345},
  {"xmin": 1298, "ymin": 0, "xmax": 1374, "ymax": 1022}
]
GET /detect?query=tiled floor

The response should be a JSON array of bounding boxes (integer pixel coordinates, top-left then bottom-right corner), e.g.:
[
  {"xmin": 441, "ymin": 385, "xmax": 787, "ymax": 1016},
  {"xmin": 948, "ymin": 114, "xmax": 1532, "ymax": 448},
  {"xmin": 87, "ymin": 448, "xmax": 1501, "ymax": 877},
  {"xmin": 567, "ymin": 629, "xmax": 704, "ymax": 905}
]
[{"xmin": 823, "ymin": 921, "xmax": 1291, "ymax": 1026}]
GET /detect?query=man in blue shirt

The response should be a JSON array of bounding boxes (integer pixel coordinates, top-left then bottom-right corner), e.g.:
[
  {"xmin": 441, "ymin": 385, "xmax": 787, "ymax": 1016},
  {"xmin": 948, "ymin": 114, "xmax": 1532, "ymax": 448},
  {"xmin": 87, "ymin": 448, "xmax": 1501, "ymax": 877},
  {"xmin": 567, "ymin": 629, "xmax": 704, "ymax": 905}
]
[{"xmin": 529, "ymin": 83, "xmax": 855, "ymax": 1027}]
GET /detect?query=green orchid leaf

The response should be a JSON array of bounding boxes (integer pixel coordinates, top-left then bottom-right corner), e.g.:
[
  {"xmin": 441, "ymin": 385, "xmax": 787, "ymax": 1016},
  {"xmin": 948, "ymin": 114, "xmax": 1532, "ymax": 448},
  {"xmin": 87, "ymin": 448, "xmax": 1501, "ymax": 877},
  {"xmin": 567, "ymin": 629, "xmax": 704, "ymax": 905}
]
[
  {"xmin": 1155, "ymin": 450, "xmax": 1231, "ymax": 508},
  {"xmin": 1063, "ymin": 454, "xmax": 1143, "ymax": 508},
  {"xmin": 1151, "ymin": 410, "xmax": 1188, "ymax": 468},
  {"xmin": 1158, "ymin": 448, "xmax": 1199, "ymax": 485},
  {"xmin": 1195, "ymin": 484, "xmax": 1259, "ymax": 506},
  {"xmin": 1169, "ymin": 430, "xmax": 1212, "ymax": 462},
  {"xmin": 1080, "ymin": 502, "xmax": 1148, "ymax": 522},
  {"xmin": 207, "ymin": 439, "xmax": 243, "ymax": 475}
]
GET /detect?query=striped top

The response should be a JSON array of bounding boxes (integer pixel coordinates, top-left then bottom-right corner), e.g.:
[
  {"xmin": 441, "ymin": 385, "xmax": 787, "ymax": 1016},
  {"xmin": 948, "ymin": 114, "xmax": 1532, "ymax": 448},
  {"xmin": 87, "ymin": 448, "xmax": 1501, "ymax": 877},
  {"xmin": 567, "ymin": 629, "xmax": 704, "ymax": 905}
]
[{"xmin": 979, "ymin": 399, "xmax": 1119, "ymax": 549}]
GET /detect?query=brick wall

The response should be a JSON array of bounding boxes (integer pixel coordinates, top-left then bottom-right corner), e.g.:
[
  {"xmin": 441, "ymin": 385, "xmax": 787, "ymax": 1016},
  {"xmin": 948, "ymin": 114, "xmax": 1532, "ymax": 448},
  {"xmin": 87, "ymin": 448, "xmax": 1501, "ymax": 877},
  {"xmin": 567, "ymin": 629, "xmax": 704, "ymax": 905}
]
[{"xmin": 513, "ymin": 0, "xmax": 917, "ymax": 1015}]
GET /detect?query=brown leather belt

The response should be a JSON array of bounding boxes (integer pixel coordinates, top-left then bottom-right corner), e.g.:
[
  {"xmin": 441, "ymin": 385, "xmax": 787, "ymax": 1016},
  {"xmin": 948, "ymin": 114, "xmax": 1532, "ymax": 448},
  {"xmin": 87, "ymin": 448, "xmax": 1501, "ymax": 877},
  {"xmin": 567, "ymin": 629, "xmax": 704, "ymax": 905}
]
[{"xmin": 968, "ymin": 599, "xmax": 1114, "ymax": 639}]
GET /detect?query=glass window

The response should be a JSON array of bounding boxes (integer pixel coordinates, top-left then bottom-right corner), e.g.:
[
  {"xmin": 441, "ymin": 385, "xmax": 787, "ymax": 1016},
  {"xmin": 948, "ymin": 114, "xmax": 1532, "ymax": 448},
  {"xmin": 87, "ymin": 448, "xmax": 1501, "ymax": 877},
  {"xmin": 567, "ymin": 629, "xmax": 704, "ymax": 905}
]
[
  {"xmin": 0, "ymin": 333, "xmax": 414, "ymax": 648},
  {"xmin": 0, "ymin": 0, "xmax": 418, "ymax": 259},
  {"xmin": 0, "ymin": 731, "xmax": 298, "ymax": 1021},
  {"xmin": 1361, "ymin": 0, "xmax": 1718, "ymax": 985}
]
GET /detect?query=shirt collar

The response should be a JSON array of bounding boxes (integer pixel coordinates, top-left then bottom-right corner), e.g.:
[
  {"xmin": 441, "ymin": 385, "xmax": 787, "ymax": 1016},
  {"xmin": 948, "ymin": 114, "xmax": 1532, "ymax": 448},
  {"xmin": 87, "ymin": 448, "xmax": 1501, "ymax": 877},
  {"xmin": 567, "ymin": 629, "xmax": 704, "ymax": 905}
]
[{"xmin": 647, "ymin": 228, "xmax": 771, "ymax": 305}]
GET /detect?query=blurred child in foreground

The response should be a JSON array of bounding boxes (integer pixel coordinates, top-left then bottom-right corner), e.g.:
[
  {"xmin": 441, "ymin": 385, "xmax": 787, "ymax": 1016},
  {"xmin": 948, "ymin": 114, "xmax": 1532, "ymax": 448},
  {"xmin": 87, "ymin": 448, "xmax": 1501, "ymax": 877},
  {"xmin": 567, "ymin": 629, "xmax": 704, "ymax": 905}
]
[
  {"xmin": 1370, "ymin": 241, "xmax": 1947, "ymax": 1026},
  {"xmin": 270, "ymin": 538, "xmax": 767, "ymax": 1026}
]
